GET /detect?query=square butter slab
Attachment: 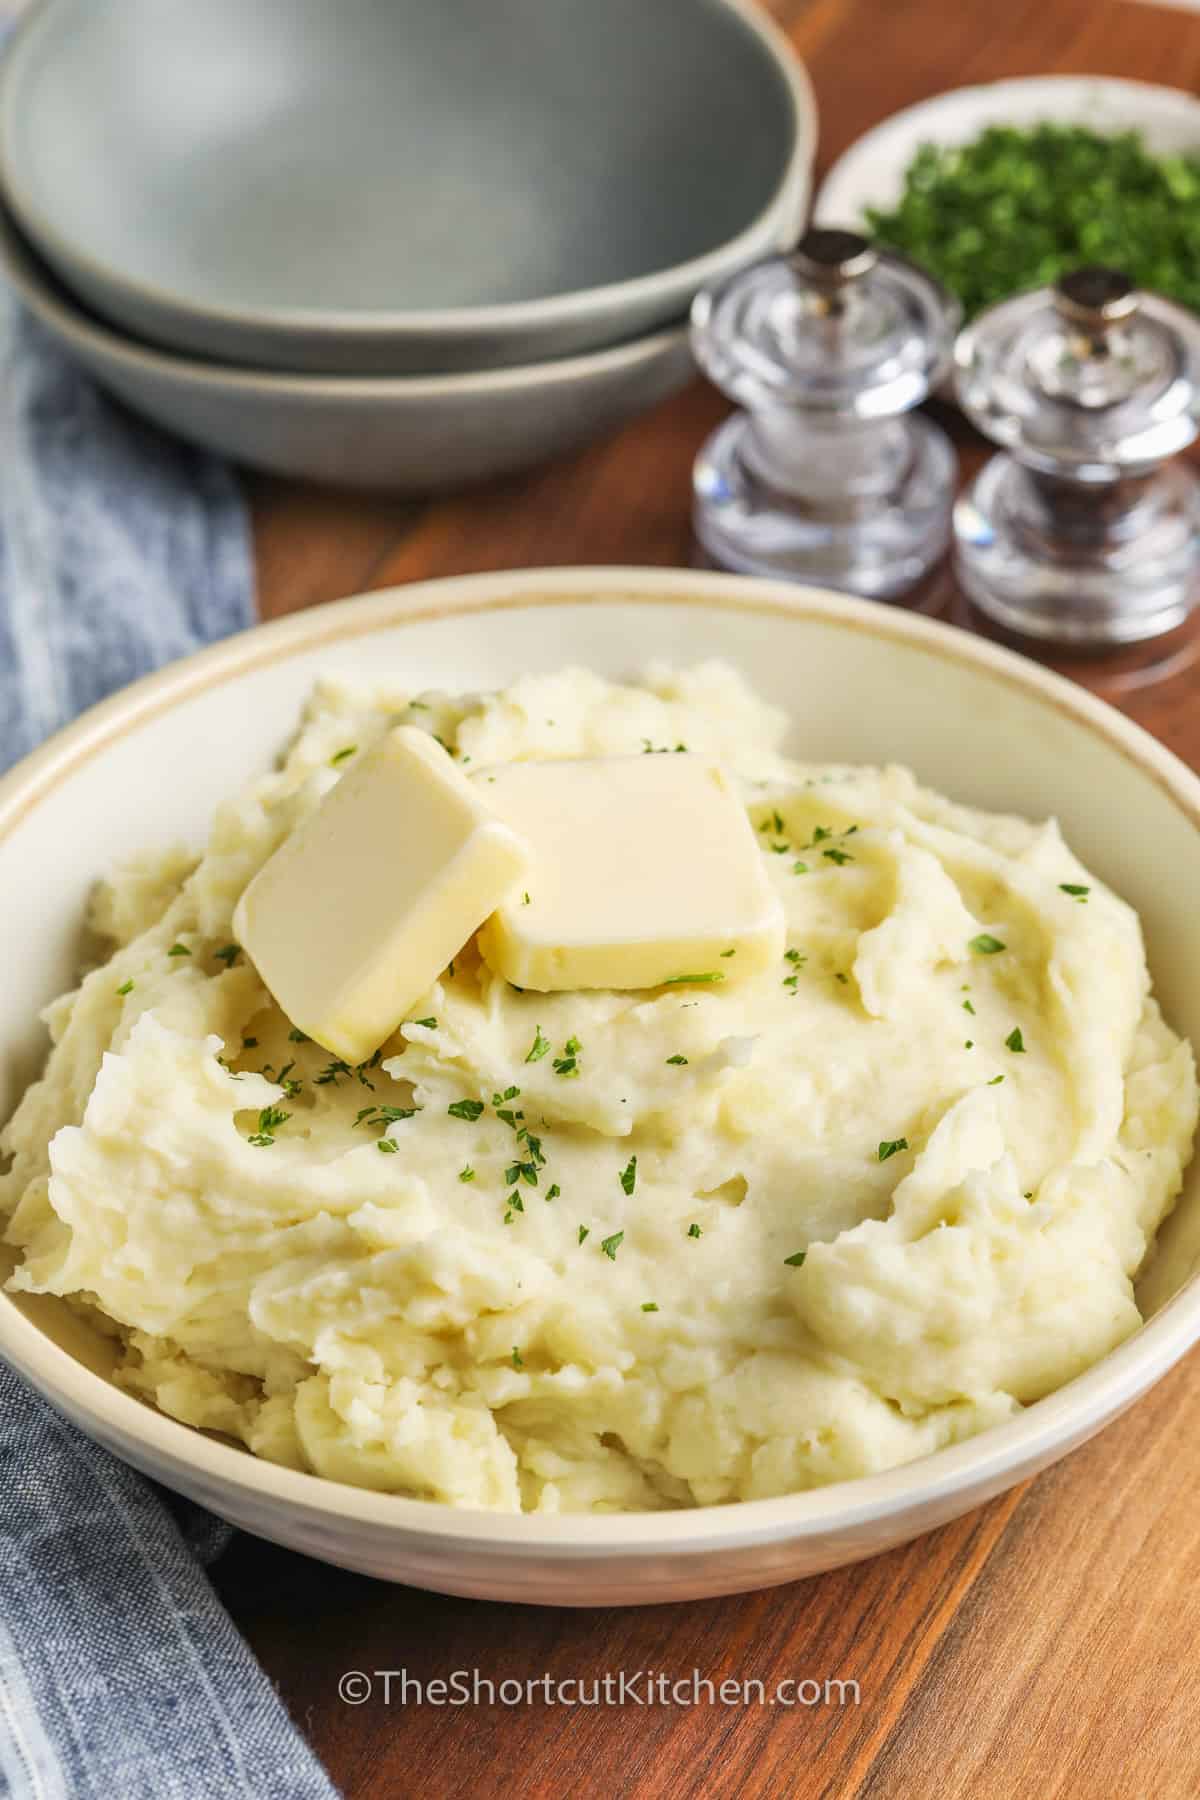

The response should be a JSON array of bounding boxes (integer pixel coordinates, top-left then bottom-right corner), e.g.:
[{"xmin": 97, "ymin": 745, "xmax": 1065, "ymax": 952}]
[
  {"xmin": 234, "ymin": 727, "xmax": 530, "ymax": 1062},
  {"xmin": 474, "ymin": 754, "xmax": 784, "ymax": 992}
]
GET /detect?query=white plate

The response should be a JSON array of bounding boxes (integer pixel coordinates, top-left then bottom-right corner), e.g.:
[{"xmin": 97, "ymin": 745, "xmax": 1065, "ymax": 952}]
[
  {"xmin": 817, "ymin": 75, "xmax": 1200, "ymax": 230},
  {"xmin": 3, "ymin": 568, "xmax": 1200, "ymax": 1603}
]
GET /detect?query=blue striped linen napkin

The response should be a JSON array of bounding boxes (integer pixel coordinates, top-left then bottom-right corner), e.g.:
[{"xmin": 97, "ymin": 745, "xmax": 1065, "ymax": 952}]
[{"xmin": 0, "ymin": 297, "xmax": 339, "ymax": 1800}]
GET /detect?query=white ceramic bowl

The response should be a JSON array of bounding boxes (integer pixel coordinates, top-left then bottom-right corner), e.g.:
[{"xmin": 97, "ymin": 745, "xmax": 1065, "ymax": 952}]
[
  {"xmin": 817, "ymin": 75, "xmax": 1200, "ymax": 231},
  {"xmin": 3, "ymin": 567, "xmax": 1200, "ymax": 1606},
  {"xmin": 0, "ymin": 0, "xmax": 816, "ymax": 373},
  {"xmin": 0, "ymin": 211, "xmax": 693, "ymax": 491}
]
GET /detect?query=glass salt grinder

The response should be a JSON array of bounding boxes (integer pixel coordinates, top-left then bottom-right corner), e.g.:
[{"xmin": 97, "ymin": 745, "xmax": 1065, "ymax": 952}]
[
  {"xmin": 954, "ymin": 267, "xmax": 1200, "ymax": 646},
  {"xmin": 690, "ymin": 227, "xmax": 961, "ymax": 599}
]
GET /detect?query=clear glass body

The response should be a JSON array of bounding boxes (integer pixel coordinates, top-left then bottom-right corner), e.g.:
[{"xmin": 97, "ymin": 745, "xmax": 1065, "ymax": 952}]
[{"xmin": 690, "ymin": 241, "xmax": 959, "ymax": 598}]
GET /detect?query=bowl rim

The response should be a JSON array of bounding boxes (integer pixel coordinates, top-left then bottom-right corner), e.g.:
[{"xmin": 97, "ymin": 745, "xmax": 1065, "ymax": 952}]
[
  {"xmin": 0, "ymin": 0, "xmax": 817, "ymax": 346},
  {"xmin": 816, "ymin": 72, "xmax": 1200, "ymax": 227},
  {"xmin": 0, "ymin": 206, "xmax": 693, "ymax": 398},
  {"xmin": 3, "ymin": 564, "xmax": 1200, "ymax": 1554}
]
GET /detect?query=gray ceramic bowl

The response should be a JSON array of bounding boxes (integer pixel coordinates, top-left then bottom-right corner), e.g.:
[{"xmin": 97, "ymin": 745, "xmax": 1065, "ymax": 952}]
[
  {"xmin": 0, "ymin": 210, "xmax": 693, "ymax": 490},
  {"xmin": 0, "ymin": 0, "xmax": 816, "ymax": 374}
]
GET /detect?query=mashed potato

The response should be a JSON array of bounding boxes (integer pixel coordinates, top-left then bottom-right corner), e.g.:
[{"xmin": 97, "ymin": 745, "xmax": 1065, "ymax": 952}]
[{"xmin": 2, "ymin": 664, "xmax": 1195, "ymax": 1513}]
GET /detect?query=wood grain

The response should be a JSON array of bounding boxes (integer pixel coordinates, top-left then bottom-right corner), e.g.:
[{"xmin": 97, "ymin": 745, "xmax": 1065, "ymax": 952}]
[{"xmin": 225, "ymin": 1, "xmax": 1200, "ymax": 1794}]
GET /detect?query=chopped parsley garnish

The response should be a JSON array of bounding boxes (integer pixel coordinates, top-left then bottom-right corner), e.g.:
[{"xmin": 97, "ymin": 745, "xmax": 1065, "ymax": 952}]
[
  {"xmin": 448, "ymin": 1098, "xmax": 485, "ymax": 1121},
  {"xmin": 494, "ymin": 1085, "xmax": 520, "ymax": 1103},
  {"xmin": 965, "ymin": 1040, "xmax": 974, "ymax": 1049},
  {"xmin": 687, "ymin": 1223, "xmax": 702, "ymax": 1238},
  {"xmin": 546, "ymin": 1183, "xmax": 561, "ymax": 1201},
  {"xmin": 248, "ymin": 1104, "xmax": 291, "ymax": 1147},
  {"xmin": 822, "ymin": 847, "xmax": 854, "ymax": 865},
  {"xmin": 963, "ymin": 998, "xmax": 976, "ymax": 1015},
  {"xmin": 242, "ymin": 1036, "xmax": 258, "ymax": 1049},
  {"xmin": 601, "ymin": 1230, "xmax": 624, "ymax": 1260},
  {"xmin": 412, "ymin": 1017, "xmax": 437, "ymax": 1030},
  {"xmin": 525, "ymin": 1026, "xmax": 552, "ymax": 1063},
  {"xmin": 783, "ymin": 974, "xmax": 799, "ymax": 992},
  {"xmin": 522, "ymin": 892, "xmax": 531, "ymax": 906},
  {"xmin": 878, "ymin": 1138, "xmax": 909, "ymax": 1162},
  {"xmin": 578, "ymin": 1225, "xmax": 590, "ymax": 1244},
  {"xmin": 511, "ymin": 1346, "xmax": 524, "ymax": 1369},
  {"xmin": 785, "ymin": 948, "xmax": 804, "ymax": 964},
  {"xmin": 507, "ymin": 1191, "xmax": 524, "ymax": 1214},
  {"xmin": 287, "ymin": 1027, "xmax": 310, "ymax": 1043},
  {"xmin": 116, "ymin": 979, "xmax": 134, "ymax": 996},
  {"xmin": 969, "ymin": 934, "xmax": 1006, "ymax": 955},
  {"xmin": 1005, "ymin": 1027, "xmax": 1026, "ymax": 1053},
  {"xmin": 783, "ymin": 1249, "xmax": 807, "ymax": 1267},
  {"xmin": 553, "ymin": 1035, "xmax": 582, "ymax": 1077},
  {"xmin": 720, "ymin": 948, "xmax": 736, "ymax": 958},
  {"xmin": 1060, "ymin": 883, "xmax": 1090, "ymax": 901},
  {"xmin": 641, "ymin": 1301, "xmax": 659, "ymax": 1313},
  {"xmin": 663, "ymin": 972, "xmax": 725, "ymax": 986},
  {"xmin": 459, "ymin": 1165, "xmax": 475, "ymax": 1183},
  {"xmin": 988, "ymin": 1073, "xmax": 1005, "ymax": 1085},
  {"xmin": 213, "ymin": 944, "xmax": 241, "ymax": 968},
  {"xmin": 167, "ymin": 942, "xmax": 191, "ymax": 958},
  {"xmin": 619, "ymin": 1156, "xmax": 638, "ymax": 1196},
  {"xmin": 329, "ymin": 746, "xmax": 356, "ymax": 766},
  {"xmin": 377, "ymin": 1105, "xmax": 417, "ymax": 1124},
  {"xmin": 377, "ymin": 1137, "xmax": 398, "ymax": 1154},
  {"xmin": 352, "ymin": 1106, "xmax": 378, "ymax": 1128},
  {"xmin": 835, "ymin": 971, "xmax": 849, "ymax": 985},
  {"xmin": 792, "ymin": 860, "xmax": 810, "ymax": 875},
  {"xmin": 315, "ymin": 1059, "xmax": 351, "ymax": 1086},
  {"xmin": 505, "ymin": 1160, "xmax": 539, "ymax": 1188},
  {"xmin": 666, "ymin": 1054, "xmax": 688, "ymax": 1066}
]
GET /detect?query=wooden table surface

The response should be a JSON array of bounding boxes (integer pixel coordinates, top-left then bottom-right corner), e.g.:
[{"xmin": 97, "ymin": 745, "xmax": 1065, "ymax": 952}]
[{"xmin": 213, "ymin": 1, "xmax": 1200, "ymax": 1794}]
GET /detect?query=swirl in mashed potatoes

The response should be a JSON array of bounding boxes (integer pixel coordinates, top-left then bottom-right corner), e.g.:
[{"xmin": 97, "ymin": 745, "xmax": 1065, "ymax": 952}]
[{"xmin": 2, "ymin": 663, "xmax": 1195, "ymax": 1513}]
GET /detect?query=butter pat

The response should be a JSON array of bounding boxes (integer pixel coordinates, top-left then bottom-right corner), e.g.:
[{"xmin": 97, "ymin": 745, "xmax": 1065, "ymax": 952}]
[
  {"xmin": 474, "ymin": 754, "xmax": 785, "ymax": 991},
  {"xmin": 234, "ymin": 728, "xmax": 530, "ymax": 1061}
]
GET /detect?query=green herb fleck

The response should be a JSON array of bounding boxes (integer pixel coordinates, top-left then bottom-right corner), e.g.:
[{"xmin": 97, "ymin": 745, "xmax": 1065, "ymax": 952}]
[
  {"xmin": 720, "ymin": 948, "xmax": 737, "ymax": 958},
  {"xmin": 352, "ymin": 1106, "xmax": 378, "ymax": 1128},
  {"xmin": 329, "ymin": 746, "xmax": 356, "ymax": 766},
  {"xmin": 511, "ymin": 1346, "xmax": 524, "ymax": 1369},
  {"xmin": 1005, "ymin": 1028, "xmax": 1026, "ymax": 1053},
  {"xmin": 448, "ymin": 1098, "xmax": 485, "ymax": 1121},
  {"xmin": 963, "ymin": 998, "xmax": 976, "ymax": 1015},
  {"xmin": 459, "ymin": 1165, "xmax": 476, "ymax": 1183},
  {"xmin": 988, "ymin": 1074, "xmax": 1006, "ymax": 1086},
  {"xmin": 792, "ymin": 861, "xmax": 810, "ymax": 875},
  {"xmin": 1060, "ymin": 883, "xmax": 1090, "ymax": 901},
  {"xmin": 662, "ymin": 972, "xmax": 725, "ymax": 986},
  {"xmin": 116, "ymin": 979, "xmax": 134, "ymax": 996},
  {"xmin": 578, "ymin": 1225, "xmax": 590, "ymax": 1245},
  {"xmin": 878, "ymin": 1138, "xmax": 909, "ymax": 1163},
  {"xmin": 969, "ymin": 934, "xmax": 1006, "ymax": 956},
  {"xmin": 601, "ymin": 1230, "xmax": 624, "ymax": 1260},
  {"xmin": 377, "ymin": 1105, "xmax": 418, "ymax": 1124},
  {"xmin": 783, "ymin": 1249, "xmax": 807, "ymax": 1267},
  {"xmin": 525, "ymin": 1027, "xmax": 552, "ymax": 1064},
  {"xmin": 377, "ymin": 1137, "xmax": 398, "ymax": 1154},
  {"xmin": 287, "ymin": 1027, "xmax": 310, "ymax": 1044},
  {"xmin": 412, "ymin": 1017, "xmax": 437, "ymax": 1030},
  {"xmin": 167, "ymin": 942, "xmax": 191, "ymax": 958},
  {"xmin": 619, "ymin": 1156, "xmax": 637, "ymax": 1196},
  {"xmin": 213, "ymin": 944, "xmax": 241, "ymax": 968},
  {"xmin": 687, "ymin": 1223, "xmax": 702, "ymax": 1238},
  {"xmin": 822, "ymin": 847, "xmax": 854, "ymax": 865},
  {"xmin": 641, "ymin": 1301, "xmax": 659, "ymax": 1313},
  {"xmin": 546, "ymin": 1183, "xmax": 561, "ymax": 1201},
  {"xmin": 522, "ymin": 892, "xmax": 531, "ymax": 906},
  {"xmin": 666, "ymin": 1054, "xmax": 688, "ymax": 1066}
]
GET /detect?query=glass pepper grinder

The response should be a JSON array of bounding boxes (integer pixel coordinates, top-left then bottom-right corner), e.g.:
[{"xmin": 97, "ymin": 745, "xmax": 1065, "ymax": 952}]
[
  {"xmin": 690, "ymin": 227, "xmax": 961, "ymax": 599},
  {"xmin": 954, "ymin": 268, "xmax": 1200, "ymax": 646}
]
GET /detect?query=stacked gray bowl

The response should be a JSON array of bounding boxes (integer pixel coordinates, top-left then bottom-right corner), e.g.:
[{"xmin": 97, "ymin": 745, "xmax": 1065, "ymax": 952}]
[{"xmin": 0, "ymin": 0, "xmax": 817, "ymax": 490}]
